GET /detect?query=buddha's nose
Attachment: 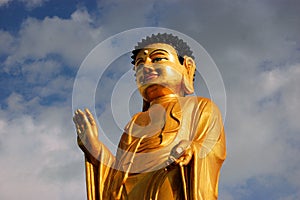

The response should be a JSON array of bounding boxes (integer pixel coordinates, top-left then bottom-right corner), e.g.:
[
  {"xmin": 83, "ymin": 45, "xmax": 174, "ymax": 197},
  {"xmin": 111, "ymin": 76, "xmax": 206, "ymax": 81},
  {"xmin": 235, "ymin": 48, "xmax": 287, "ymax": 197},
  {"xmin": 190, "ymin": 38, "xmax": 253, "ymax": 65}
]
[{"xmin": 143, "ymin": 64, "xmax": 155, "ymax": 74}]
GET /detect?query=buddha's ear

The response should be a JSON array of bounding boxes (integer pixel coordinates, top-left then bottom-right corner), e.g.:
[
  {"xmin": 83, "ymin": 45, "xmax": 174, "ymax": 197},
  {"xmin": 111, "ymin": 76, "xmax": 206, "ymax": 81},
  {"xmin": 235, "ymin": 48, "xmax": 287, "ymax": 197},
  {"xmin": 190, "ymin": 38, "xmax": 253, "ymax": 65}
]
[{"xmin": 182, "ymin": 56, "xmax": 196, "ymax": 95}]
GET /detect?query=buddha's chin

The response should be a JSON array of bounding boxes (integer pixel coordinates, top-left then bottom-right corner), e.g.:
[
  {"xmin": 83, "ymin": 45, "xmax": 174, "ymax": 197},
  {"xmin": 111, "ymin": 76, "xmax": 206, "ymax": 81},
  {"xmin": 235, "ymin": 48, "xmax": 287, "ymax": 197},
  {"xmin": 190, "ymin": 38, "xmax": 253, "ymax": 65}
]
[
  {"xmin": 140, "ymin": 84, "xmax": 174, "ymax": 102},
  {"xmin": 138, "ymin": 84, "xmax": 158, "ymax": 100}
]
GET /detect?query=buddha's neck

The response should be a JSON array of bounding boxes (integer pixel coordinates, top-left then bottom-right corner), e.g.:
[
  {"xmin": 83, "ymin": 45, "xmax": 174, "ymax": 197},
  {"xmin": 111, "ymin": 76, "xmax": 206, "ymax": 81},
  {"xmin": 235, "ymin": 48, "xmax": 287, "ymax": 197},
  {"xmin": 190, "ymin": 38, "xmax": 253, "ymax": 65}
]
[{"xmin": 143, "ymin": 85, "xmax": 184, "ymax": 103}]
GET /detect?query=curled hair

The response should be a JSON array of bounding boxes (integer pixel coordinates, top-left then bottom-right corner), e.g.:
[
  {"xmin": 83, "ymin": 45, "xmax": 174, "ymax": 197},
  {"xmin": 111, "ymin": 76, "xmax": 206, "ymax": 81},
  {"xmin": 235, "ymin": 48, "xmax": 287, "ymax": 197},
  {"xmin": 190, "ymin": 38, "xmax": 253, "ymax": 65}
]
[{"xmin": 131, "ymin": 33, "xmax": 194, "ymax": 65}]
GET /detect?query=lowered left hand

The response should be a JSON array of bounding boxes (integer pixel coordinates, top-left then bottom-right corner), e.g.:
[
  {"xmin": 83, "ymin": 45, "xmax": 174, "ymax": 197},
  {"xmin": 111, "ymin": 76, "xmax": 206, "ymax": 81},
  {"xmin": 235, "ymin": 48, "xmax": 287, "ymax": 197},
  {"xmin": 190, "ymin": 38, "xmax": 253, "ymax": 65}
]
[{"xmin": 169, "ymin": 140, "xmax": 193, "ymax": 166}]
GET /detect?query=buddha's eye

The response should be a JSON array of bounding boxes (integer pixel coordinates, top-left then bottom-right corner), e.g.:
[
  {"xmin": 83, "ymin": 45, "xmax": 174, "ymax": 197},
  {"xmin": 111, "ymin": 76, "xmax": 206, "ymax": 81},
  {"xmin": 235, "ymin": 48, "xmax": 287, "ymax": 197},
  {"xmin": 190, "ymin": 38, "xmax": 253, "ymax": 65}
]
[{"xmin": 152, "ymin": 57, "xmax": 167, "ymax": 63}]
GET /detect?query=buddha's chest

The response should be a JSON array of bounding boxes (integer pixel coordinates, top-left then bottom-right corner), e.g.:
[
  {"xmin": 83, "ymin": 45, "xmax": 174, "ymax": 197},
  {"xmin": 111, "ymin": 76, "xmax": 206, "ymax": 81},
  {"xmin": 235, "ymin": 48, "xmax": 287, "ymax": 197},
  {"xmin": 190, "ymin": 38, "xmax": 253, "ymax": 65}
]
[{"xmin": 123, "ymin": 103, "xmax": 181, "ymax": 151}]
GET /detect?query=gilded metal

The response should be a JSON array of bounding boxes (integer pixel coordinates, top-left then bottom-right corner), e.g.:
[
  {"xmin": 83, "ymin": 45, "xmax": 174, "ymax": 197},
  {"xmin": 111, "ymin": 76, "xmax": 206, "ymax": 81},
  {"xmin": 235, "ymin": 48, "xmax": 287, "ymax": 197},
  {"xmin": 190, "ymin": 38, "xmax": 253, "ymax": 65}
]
[{"xmin": 73, "ymin": 43, "xmax": 226, "ymax": 199}]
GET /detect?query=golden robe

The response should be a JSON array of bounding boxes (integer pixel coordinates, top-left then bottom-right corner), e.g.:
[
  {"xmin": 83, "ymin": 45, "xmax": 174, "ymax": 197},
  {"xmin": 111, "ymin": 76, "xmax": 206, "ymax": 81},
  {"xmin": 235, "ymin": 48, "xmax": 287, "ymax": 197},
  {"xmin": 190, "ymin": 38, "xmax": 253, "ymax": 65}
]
[{"xmin": 84, "ymin": 96, "xmax": 226, "ymax": 200}]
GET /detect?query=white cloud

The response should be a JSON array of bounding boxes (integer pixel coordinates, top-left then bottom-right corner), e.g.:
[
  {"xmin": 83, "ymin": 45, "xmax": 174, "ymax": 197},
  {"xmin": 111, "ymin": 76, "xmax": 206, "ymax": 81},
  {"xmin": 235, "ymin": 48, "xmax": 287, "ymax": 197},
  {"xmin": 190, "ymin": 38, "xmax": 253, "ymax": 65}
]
[
  {"xmin": 21, "ymin": 59, "xmax": 62, "ymax": 84},
  {"xmin": 0, "ymin": 30, "xmax": 15, "ymax": 55},
  {"xmin": 4, "ymin": 8, "xmax": 103, "ymax": 68},
  {"xmin": 0, "ymin": 93, "xmax": 86, "ymax": 199},
  {"xmin": 0, "ymin": 9, "xmax": 99, "ymax": 194},
  {"xmin": 1, "ymin": 1, "xmax": 300, "ymax": 199},
  {"xmin": 0, "ymin": 0, "xmax": 47, "ymax": 8},
  {"xmin": 279, "ymin": 193, "xmax": 300, "ymax": 200},
  {"xmin": 20, "ymin": 0, "xmax": 47, "ymax": 8},
  {"xmin": 37, "ymin": 75, "xmax": 74, "ymax": 98},
  {"xmin": 221, "ymin": 62, "xmax": 300, "ymax": 192}
]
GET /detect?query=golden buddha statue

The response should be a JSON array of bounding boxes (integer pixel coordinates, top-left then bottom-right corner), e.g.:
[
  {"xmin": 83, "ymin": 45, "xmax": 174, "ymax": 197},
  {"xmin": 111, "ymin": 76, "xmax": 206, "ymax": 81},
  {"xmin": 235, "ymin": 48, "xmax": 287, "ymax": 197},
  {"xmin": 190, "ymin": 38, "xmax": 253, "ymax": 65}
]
[{"xmin": 73, "ymin": 33, "xmax": 226, "ymax": 200}]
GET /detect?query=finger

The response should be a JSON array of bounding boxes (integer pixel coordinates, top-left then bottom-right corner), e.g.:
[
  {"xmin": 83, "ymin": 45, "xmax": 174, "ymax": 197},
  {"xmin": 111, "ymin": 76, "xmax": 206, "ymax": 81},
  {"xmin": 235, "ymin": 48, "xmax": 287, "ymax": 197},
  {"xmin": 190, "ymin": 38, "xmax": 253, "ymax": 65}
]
[
  {"xmin": 75, "ymin": 109, "xmax": 81, "ymax": 116},
  {"xmin": 75, "ymin": 117, "xmax": 85, "ymax": 133},
  {"xmin": 73, "ymin": 114, "xmax": 83, "ymax": 133},
  {"xmin": 73, "ymin": 110, "xmax": 79, "ymax": 123},
  {"xmin": 75, "ymin": 124, "xmax": 82, "ymax": 137},
  {"xmin": 75, "ymin": 123, "xmax": 81, "ymax": 134},
  {"xmin": 73, "ymin": 111, "xmax": 81, "ymax": 124},
  {"xmin": 180, "ymin": 154, "xmax": 192, "ymax": 166},
  {"xmin": 74, "ymin": 111, "xmax": 87, "ymax": 134},
  {"xmin": 180, "ymin": 148, "xmax": 193, "ymax": 166},
  {"xmin": 77, "ymin": 109, "xmax": 86, "ymax": 120},
  {"xmin": 77, "ymin": 109, "xmax": 90, "ymax": 127},
  {"xmin": 74, "ymin": 110, "xmax": 82, "ymax": 125},
  {"xmin": 77, "ymin": 129, "xmax": 82, "ymax": 136},
  {"xmin": 85, "ymin": 108, "xmax": 96, "ymax": 126},
  {"xmin": 73, "ymin": 113, "xmax": 83, "ymax": 135},
  {"xmin": 177, "ymin": 157, "xmax": 185, "ymax": 165},
  {"xmin": 73, "ymin": 116, "xmax": 77, "ymax": 124}
]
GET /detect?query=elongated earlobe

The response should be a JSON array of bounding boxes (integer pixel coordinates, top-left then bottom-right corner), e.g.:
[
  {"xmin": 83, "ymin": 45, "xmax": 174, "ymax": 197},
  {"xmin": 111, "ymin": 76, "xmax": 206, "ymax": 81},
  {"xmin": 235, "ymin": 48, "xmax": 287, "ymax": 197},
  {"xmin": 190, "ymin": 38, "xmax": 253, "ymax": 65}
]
[{"xmin": 182, "ymin": 56, "xmax": 196, "ymax": 95}]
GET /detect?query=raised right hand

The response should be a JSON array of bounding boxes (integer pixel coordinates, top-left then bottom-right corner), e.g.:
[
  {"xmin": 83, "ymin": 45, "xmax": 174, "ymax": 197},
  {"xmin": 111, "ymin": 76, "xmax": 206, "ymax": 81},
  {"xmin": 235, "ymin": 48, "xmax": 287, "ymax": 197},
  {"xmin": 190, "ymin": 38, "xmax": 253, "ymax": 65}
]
[{"xmin": 73, "ymin": 108, "xmax": 100, "ymax": 159}]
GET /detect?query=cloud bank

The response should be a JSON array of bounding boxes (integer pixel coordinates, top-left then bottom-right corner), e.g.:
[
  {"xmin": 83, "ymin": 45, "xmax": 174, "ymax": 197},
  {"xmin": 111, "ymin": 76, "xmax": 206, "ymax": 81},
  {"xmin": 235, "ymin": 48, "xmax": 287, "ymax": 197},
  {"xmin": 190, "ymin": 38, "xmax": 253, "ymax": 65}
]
[{"xmin": 0, "ymin": 0, "xmax": 299, "ymax": 199}]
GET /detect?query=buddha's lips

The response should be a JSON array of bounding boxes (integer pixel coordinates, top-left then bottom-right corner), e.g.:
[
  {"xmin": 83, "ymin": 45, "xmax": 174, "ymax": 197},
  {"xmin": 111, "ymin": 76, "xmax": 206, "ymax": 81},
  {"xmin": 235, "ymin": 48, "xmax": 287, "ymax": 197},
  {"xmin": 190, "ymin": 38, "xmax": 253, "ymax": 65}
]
[{"xmin": 144, "ymin": 73, "xmax": 159, "ymax": 82}]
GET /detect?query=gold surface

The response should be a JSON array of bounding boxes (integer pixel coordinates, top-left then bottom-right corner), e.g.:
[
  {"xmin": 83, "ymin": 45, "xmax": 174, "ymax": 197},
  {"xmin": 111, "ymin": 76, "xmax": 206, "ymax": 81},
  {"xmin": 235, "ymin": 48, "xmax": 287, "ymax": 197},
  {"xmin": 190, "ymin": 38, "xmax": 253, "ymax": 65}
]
[{"xmin": 73, "ymin": 43, "xmax": 226, "ymax": 199}]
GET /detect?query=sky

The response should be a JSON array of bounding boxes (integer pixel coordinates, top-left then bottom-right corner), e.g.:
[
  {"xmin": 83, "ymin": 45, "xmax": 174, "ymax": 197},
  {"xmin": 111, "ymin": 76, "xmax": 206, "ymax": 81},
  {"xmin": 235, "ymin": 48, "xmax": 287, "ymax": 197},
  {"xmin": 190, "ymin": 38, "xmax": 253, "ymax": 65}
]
[{"xmin": 0, "ymin": 0, "xmax": 300, "ymax": 199}]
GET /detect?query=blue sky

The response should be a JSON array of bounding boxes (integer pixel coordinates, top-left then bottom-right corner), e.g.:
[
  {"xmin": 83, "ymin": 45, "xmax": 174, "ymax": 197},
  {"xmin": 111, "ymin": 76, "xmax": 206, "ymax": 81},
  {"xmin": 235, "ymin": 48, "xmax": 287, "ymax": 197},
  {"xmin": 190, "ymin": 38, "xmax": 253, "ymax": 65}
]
[{"xmin": 1, "ymin": 0, "xmax": 300, "ymax": 199}]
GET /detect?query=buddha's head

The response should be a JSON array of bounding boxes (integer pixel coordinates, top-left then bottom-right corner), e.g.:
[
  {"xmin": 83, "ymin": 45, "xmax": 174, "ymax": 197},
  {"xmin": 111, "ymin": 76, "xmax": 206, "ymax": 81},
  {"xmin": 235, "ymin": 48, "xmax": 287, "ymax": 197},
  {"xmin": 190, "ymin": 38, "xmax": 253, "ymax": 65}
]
[{"xmin": 131, "ymin": 33, "xmax": 196, "ymax": 104}]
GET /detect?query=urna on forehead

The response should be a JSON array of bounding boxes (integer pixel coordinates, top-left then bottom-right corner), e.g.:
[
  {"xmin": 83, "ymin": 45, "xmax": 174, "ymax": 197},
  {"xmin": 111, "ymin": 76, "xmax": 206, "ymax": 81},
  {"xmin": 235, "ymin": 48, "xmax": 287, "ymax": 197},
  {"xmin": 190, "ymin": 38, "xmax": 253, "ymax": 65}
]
[
  {"xmin": 131, "ymin": 33, "xmax": 194, "ymax": 65},
  {"xmin": 136, "ymin": 43, "xmax": 179, "ymax": 58}
]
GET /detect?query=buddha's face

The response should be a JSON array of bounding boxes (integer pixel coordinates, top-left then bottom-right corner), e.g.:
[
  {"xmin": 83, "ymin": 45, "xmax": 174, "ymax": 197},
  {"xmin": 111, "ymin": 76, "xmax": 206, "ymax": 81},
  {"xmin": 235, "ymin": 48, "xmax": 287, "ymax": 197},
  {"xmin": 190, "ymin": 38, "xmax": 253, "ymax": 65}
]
[{"xmin": 134, "ymin": 43, "xmax": 195, "ymax": 102}]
